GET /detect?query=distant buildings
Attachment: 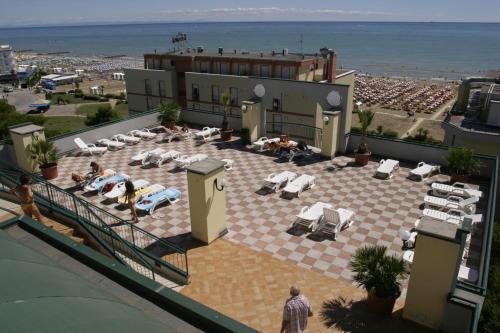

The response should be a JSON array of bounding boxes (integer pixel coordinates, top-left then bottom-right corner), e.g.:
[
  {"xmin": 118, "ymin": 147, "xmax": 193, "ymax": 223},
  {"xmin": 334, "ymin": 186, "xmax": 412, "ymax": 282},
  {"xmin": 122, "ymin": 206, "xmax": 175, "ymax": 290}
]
[
  {"xmin": 125, "ymin": 47, "xmax": 355, "ymax": 152},
  {"xmin": 41, "ymin": 73, "xmax": 82, "ymax": 90},
  {"xmin": 0, "ymin": 44, "xmax": 15, "ymax": 77}
]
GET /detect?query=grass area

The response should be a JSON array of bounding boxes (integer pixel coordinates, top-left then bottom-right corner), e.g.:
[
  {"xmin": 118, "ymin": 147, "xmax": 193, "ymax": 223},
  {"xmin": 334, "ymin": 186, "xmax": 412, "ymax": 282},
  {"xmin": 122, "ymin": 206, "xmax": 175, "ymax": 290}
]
[
  {"xmin": 351, "ymin": 112, "xmax": 413, "ymax": 136},
  {"xmin": 76, "ymin": 103, "xmax": 112, "ymax": 116},
  {"xmin": 43, "ymin": 116, "xmax": 87, "ymax": 138},
  {"xmin": 112, "ymin": 103, "xmax": 129, "ymax": 118},
  {"xmin": 414, "ymin": 119, "xmax": 445, "ymax": 142},
  {"xmin": 76, "ymin": 102, "xmax": 128, "ymax": 118}
]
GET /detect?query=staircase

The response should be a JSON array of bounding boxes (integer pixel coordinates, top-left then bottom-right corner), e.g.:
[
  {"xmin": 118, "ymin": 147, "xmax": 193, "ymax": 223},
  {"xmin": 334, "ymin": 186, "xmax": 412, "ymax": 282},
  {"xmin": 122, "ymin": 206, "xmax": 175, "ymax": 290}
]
[{"xmin": 0, "ymin": 165, "xmax": 189, "ymax": 286}]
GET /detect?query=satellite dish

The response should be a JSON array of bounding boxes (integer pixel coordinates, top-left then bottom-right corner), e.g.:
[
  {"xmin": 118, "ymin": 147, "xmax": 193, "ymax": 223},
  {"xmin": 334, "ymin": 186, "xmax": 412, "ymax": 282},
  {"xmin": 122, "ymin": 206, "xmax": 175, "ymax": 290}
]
[
  {"xmin": 254, "ymin": 84, "xmax": 266, "ymax": 98},
  {"xmin": 326, "ymin": 90, "xmax": 342, "ymax": 106}
]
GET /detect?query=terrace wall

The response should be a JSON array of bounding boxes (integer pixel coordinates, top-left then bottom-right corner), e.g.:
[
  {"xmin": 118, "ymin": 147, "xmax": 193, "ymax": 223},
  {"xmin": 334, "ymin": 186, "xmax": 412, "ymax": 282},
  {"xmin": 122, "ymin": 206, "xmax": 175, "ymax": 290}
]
[
  {"xmin": 0, "ymin": 142, "xmax": 16, "ymax": 165},
  {"xmin": 180, "ymin": 109, "xmax": 242, "ymax": 131},
  {"xmin": 49, "ymin": 112, "xmax": 160, "ymax": 153},
  {"xmin": 346, "ymin": 134, "xmax": 496, "ymax": 177}
]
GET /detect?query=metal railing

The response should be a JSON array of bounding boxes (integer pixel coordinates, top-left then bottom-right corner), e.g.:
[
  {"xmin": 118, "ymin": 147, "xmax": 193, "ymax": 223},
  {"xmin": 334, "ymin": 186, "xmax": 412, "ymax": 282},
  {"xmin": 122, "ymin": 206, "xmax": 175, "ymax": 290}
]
[
  {"xmin": 266, "ymin": 122, "xmax": 323, "ymax": 148},
  {"xmin": 0, "ymin": 165, "xmax": 189, "ymax": 282}
]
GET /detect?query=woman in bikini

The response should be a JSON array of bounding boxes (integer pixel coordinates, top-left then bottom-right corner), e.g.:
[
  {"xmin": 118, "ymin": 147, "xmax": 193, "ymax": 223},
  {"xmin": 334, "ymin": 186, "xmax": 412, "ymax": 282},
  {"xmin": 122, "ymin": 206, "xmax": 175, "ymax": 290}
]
[
  {"xmin": 10, "ymin": 174, "xmax": 44, "ymax": 222},
  {"xmin": 124, "ymin": 180, "xmax": 139, "ymax": 224}
]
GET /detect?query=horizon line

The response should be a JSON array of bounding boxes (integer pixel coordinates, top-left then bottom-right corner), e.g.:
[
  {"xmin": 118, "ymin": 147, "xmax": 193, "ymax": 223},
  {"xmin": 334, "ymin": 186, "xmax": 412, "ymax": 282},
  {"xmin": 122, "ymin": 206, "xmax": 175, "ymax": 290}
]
[{"xmin": 1, "ymin": 19, "xmax": 500, "ymax": 29}]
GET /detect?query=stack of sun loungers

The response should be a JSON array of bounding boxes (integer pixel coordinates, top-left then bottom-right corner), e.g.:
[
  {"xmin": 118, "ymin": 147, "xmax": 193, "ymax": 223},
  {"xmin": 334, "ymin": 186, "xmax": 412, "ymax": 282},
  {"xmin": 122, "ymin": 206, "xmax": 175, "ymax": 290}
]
[
  {"xmin": 374, "ymin": 159, "xmax": 399, "ymax": 179},
  {"xmin": 282, "ymin": 174, "xmax": 316, "ymax": 198},
  {"xmin": 175, "ymin": 154, "xmax": 208, "ymax": 169},
  {"xmin": 408, "ymin": 162, "xmax": 440, "ymax": 181},
  {"xmin": 261, "ymin": 171, "xmax": 297, "ymax": 192},
  {"xmin": 195, "ymin": 127, "xmax": 219, "ymax": 142}
]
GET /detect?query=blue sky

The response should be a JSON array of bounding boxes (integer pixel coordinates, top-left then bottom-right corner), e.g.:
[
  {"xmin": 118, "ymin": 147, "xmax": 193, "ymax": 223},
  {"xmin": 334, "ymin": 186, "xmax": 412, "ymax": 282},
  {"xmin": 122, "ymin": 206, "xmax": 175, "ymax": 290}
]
[{"xmin": 2, "ymin": 0, "xmax": 500, "ymax": 27}]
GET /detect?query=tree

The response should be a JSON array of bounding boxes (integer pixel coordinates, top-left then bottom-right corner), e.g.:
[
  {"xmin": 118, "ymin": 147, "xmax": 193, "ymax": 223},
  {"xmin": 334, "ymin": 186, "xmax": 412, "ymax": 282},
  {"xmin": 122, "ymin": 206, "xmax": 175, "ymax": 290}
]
[
  {"xmin": 0, "ymin": 99, "xmax": 45, "ymax": 140},
  {"xmin": 357, "ymin": 109, "xmax": 374, "ymax": 154},
  {"xmin": 85, "ymin": 104, "xmax": 119, "ymax": 126}
]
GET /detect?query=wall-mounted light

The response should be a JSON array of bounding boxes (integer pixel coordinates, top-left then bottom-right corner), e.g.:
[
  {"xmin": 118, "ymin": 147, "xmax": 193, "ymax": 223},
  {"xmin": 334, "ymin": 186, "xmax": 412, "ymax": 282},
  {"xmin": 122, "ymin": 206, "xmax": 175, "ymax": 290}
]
[
  {"xmin": 323, "ymin": 116, "xmax": 330, "ymax": 125},
  {"xmin": 241, "ymin": 104, "xmax": 247, "ymax": 113},
  {"xmin": 214, "ymin": 177, "xmax": 226, "ymax": 191}
]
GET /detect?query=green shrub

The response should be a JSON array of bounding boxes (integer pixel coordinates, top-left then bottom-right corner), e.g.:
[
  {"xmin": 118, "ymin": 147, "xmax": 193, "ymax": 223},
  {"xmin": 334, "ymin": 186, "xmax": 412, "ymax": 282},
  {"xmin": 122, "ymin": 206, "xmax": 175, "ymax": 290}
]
[
  {"xmin": 83, "ymin": 95, "xmax": 101, "ymax": 101},
  {"xmin": 382, "ymin": 130, "xmax": 399, "ymax": 139},
  {"xmin": 104, "ymin": 93, "xmax": 114, "ymax": 99},
  {"xmin": 85, "ymin": 104, "xmax": 120, "ymax": 126},
  {"xmin": 0, "ymin": 99, "xmax": 46, "ymax": 140},
  {"xmin": 99, "ymin": 97, "xmax": 109, "ymax": 102}
]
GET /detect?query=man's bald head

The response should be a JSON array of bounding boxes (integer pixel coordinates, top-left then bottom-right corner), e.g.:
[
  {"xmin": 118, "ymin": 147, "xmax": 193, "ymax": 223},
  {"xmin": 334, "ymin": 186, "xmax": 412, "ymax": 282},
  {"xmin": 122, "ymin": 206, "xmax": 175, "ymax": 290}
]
[{"xmin": 290, "ymin": 286, "xmax": 300, "ymax": 297}]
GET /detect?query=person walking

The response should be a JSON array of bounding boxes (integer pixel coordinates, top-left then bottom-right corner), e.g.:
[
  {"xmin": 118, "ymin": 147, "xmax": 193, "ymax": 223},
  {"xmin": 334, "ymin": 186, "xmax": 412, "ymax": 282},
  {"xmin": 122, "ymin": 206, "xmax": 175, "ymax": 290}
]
[
  {"xmin": 280, "ymin": 286, "xmax": 313, "ymax": 333},
  {"xmin": 10, "ymin": 174, "xmax": 44, "ymax": 223},
  {"xmin": 124, "ymin": 180, "xmax": 139, "ymax": 224}
]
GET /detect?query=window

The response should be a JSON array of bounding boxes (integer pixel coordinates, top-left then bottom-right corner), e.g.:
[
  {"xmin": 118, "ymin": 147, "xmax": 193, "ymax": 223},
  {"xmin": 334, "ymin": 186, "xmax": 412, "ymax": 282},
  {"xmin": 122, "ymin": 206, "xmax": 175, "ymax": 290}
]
[
  {"xmin": 144, "ymin": 79, "xmax": 152, "ymax": 95},
  {"xmin": 192, "ymin": 84, "xmax": 199, "ymax": 101},
  {"xmin": 200, "ymin": 62, "xmax": 209, "ymax": 73},
  {"xmin": 220, "ymin": 63, "xmax": 230, "ymax": 75},
  {"xmin": 260, "ymin": 65, "xmax": 269, "ymax": 77},
  {"xmin": 281, "ymin": 66, "xmax": 291, "ymax": 79},
  {"xmin": 212, "ymin": 85, "xmax": 220, "ymax": 103},
  {"xmin": 229, "ymin": 87, "xmax": 238, "ymax": 106},
  {"xmin": 146, "ymin": 96, "xmax": 153, "ymax": 111},
  {"xmin": 237, "ymin": 64, "xmax": 248, "ymax": 76},
  {"xmin": 272, "ymin": 98, "xmax": 281, "ymax": 111},
  {"xmin": 153, "ymin": 57, "xmax": 160, "ymax": 70},
  {"xmin": 158, "ymin": 80, "xmax": 166, "ymax": 97}
]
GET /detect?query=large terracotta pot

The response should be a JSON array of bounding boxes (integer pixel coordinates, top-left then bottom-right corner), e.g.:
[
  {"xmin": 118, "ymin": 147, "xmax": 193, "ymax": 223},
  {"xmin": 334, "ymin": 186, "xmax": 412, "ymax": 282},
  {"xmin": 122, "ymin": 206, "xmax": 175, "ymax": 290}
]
[
  {"xmin": 450, "ymin": 173, "xmax": 468, "ymax": 184},
  {"xmin": 40, "ymin": 163, "xmax": 58, "ymax": 180},
  {"xmin": 355, "ymin": 152, "xmax": 371, "ymax": 166},
  {"xmin": 221, "ymin": 129, "xmax": 234, "ymax": 141},
  {"xmin": 367, "ymin": 292, "xmax": 397, "ymax": 315}
]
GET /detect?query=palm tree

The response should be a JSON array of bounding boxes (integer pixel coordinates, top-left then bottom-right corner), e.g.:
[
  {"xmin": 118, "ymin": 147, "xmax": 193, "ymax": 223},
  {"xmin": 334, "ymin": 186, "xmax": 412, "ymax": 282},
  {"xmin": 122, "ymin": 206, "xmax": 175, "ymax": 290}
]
[
  {"xmin": 350, "ymin": 245, "xmax": 407, "ymax": 299},
  {"xmin": 28, "ymin": 139, "xmax": 58, "ymax": 168},
  {"xmin": 221, "ymin": 91, "xmax": 230, "ymax": 131},
  {"xmin": 357, "ymin": 109, "xmax": 374, "ymax": 154},
  {"xmin": 157, "ymin": 101, "xmax": 180, "ymax": 127}
]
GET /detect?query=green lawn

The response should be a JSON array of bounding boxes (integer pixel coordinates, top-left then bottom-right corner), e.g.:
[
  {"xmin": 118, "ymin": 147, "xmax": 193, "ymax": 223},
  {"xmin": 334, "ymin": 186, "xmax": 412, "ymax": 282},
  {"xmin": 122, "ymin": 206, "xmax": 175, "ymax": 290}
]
[
  {"xmin": 43, "ymin": 116, "xmax": 87, "ymax": 138},
  {"xmin": 76, "ymin": 102, "xmax": 128, "ymax": 118},
  {"xmin": 76, "ymin": 103, "xmax": 112, "ymax": 116}
]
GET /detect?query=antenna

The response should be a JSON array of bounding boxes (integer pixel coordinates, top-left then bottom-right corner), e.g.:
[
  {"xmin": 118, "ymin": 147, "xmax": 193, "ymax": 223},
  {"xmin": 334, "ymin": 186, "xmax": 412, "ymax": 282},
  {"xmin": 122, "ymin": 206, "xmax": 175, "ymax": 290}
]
[{"xmin": 171, "ymin": 32, "xmax": 189, "ymax": 51}]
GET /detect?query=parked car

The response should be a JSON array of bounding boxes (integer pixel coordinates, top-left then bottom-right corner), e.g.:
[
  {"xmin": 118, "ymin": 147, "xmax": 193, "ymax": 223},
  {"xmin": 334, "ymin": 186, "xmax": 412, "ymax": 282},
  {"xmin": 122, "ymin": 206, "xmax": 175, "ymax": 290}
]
[{"xmin": 3, "ymin": 86, "xmax": 14, "ymax": 92}]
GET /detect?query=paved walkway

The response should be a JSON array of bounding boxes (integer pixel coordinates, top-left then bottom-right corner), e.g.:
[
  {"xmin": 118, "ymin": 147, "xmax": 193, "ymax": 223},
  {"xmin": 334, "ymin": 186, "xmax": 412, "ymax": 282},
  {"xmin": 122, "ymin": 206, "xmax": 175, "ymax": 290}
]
[{"xmin": 181, "ymin": 239, "xmax": 430, "ymax": 333}]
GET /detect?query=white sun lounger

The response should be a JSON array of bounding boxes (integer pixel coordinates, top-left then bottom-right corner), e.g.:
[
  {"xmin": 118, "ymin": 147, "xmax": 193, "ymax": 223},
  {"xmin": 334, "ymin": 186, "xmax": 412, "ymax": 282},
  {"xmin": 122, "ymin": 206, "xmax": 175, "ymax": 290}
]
[
  {"xmin": 74, "ymin": 138, "xmax": 107, "ymax": 156},
  {"xmin": 424, "ymin": 195, "xmax": 479, "ymax": 214},
  {"xmin": 316, "ymin": 207, "xmax": 355, "ymax": 240},
  {"xmin": 262, "ymin": 171, "xmax": 297, "ymax": 192},
  {"xmin": 422, "ymin": 208, "xmax": 483, "ymax": 225},
  {"xmin": 104, "ymin": 179, "xmax": 150, "ymax": 200},
  {"xmin": 282, "ymin": 174, "xmax": 316, "ymax": 198},
  {"xmin": 97, "ymin": 138, "xmax": 126, "ymax": 151},
  {"xmin": 134, "ymin": 148, "xmax": 166, "ymax": 165},
  {"xmin": 195, "ymin": 127, "xmax": 220, "ymax": 142},
  {"xmin": 221, "ymin": 159, "xmax": 234, "ymax": 170},
  {"xmin": 128, "ymin": 128, "xmax": 157, "ymax": 140},
  {"xmin": 374, "ymin": 159, "xmax": 399, "ymax": 179},
  {"xmin": 111, "ymin": 133, "xmax": 141, "ymax": 145},
  {"xmin": 431, "ymin": 182, "xmax": 483, "ymax": 199},
  {"xmin": 409, "ymin": 162, "xmax": 440, "ymax": 181},
  {"xmin": 148, "ymin": 150, "xmax": 181, "ymax": 167},
  {"xmin": 175, "ymin": 154, "xmax": 208, "ymax": 169},
  {"xmin": 252, "ymin": 137, "xmax": 280, "ymax": 152},
  {"xmin": 293, "ymin": 202, "xmax": 333, "ymax": 231}
]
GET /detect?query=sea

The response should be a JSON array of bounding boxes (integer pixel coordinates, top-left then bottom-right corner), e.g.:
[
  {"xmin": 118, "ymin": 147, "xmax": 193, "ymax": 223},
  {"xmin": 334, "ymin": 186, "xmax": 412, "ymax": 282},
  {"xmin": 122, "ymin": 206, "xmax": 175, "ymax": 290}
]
[{"xmin": 1, "ymin": 21, "xmax": 500, "ymax": 79}]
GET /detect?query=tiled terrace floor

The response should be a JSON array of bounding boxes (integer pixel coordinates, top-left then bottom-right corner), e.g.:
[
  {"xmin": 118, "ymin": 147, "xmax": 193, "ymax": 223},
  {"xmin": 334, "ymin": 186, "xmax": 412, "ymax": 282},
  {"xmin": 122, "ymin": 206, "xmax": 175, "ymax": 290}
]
[
  {"xmin": 181, "ymin": 238, "xmax": 432, "ymax": 333},
  {"xmin": 51, "ymin": 134, "xmax": 488, "ymax": 282}
]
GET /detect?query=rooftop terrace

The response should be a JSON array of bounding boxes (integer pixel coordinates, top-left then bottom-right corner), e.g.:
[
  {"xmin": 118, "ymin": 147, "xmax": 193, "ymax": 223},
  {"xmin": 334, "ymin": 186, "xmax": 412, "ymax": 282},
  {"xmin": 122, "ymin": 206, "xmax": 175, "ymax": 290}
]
[
  {"xmin": 145, "ymin": 49, "xmax": 318, "ymax": 62},
  {"xmin": 49, "ymin": 129, "xmax": 489, "ymax": 332}
]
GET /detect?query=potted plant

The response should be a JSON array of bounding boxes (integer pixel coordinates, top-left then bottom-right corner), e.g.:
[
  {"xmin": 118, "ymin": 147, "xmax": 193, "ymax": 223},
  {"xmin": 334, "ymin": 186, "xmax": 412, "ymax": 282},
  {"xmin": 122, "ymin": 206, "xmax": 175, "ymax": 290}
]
[
  {"xmin": 28, "ymin": 139, "xmax": 59, "ymax": 180},
  {"xmin": 446, "ymin": 147, "xmax": 482, "ymax": 183},
  {"xmin": 350, "ymin": 245, "xmax": 408, "ymax": 315},
  {"xmin": 220, "ymin": 91, "xmax": 233, "ymax": 141},
  {"xmin": 158, "ymin": 101, "xmax": 180, "ymax": 130},
  {"xmin": 355, "ymin": 109, "xmax": 374, "ymax": 166}
]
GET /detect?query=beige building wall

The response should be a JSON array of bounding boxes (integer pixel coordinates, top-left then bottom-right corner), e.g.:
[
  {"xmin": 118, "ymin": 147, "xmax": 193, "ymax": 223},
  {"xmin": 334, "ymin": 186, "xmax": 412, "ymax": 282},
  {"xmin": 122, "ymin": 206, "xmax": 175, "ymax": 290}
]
[
  {"xmin": 124, "ymin": 68, "xmax": 176, "ymax": 113},
  {"xmin": 335, "ymin": 71, "xmax": 355, "ymax": 136},
  {"xmin": 404, "ymin": 234, "xmax": 461, "ymax": 329}
]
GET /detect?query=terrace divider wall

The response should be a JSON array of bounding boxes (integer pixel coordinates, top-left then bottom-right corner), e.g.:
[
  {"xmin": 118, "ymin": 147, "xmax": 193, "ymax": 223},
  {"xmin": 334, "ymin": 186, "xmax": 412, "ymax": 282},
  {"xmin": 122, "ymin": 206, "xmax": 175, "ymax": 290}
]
[
  {"xmin": 49, "ymin": 111, "xmax": 160, "ymax": 153},
  {"xmin": 180, "ymin": 108, "xmax": 242, "ymax": 131},
  {"xmin": 346, "ymin": 133, "xmax": 496, "ymax": 177}
]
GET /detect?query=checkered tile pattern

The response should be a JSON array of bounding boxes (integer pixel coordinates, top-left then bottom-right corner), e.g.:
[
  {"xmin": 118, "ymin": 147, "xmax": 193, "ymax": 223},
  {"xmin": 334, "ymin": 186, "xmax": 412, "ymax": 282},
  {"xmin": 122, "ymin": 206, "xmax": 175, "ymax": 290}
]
[{"xmin": 51, "ymin": 132, "xmax": 488, "ymax": 282}]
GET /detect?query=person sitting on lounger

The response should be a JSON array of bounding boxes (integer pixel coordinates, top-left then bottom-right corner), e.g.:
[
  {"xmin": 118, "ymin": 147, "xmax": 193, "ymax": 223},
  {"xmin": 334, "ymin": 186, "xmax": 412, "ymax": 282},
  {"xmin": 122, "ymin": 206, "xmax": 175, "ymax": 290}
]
[{"xmin": 71, "ymin": 161, "xmax": 106, "ymax": 183}]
